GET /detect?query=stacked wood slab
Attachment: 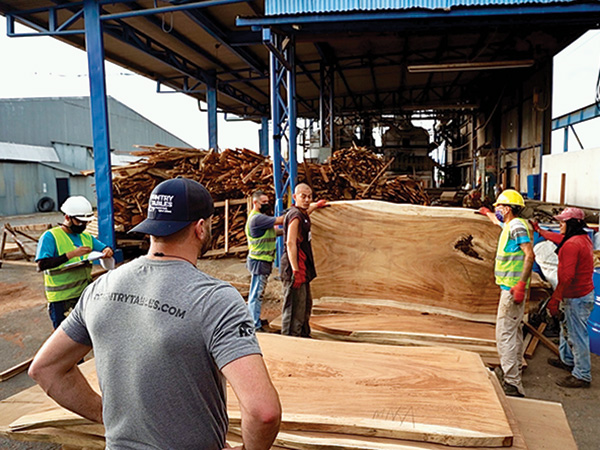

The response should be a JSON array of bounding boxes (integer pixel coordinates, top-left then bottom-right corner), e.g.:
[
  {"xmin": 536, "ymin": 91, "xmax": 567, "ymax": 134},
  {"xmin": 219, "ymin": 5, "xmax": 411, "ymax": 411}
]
[
  {"xmin": 0, "ymin": 336, "xmax": 577, "ymax": 449},
  {"xmin": 294, "ymin": 200, "xmax": 506, "ymax": 364}
]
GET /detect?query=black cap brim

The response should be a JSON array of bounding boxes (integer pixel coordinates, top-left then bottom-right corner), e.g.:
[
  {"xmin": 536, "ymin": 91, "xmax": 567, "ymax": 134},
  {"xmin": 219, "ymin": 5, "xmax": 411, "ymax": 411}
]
[{"xmin": 129, "ymin": 219, "xmax": 194, "ymax": 237}]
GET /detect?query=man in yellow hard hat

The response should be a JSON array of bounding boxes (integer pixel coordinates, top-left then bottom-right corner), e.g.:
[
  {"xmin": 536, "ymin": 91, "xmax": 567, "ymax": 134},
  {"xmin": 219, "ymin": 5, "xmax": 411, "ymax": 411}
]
[{"xmin": 479, "ymin": 189, "xmax": 534, "ymax": 397}]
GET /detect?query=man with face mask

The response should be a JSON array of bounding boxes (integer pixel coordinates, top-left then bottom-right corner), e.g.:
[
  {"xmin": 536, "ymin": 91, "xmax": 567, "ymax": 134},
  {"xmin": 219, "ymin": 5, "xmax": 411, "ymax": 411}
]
[
  {"xmin": 478, "ymin": 189, "xmax": 534, "ymax": 397},
  {"xmin": 28, "ymin": 177, "xmax": 281, "ymax": 450},
  {"xmin": 531, "ymin": 207, "xmax": 594, "ymax": 388},
  {"xmin": 245, "ymin": 190, "xmax": 284, "ymax": 331},
  {"xmin": 35, "ymin": 195, "xmax": 113, "ymax": 329}
]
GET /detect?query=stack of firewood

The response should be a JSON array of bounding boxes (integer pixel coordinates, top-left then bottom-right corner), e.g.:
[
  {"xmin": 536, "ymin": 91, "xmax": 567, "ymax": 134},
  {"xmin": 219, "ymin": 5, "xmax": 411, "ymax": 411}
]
[{"xmin": 110, "ymin": 144, "xmax": 429, "ymax": 252}]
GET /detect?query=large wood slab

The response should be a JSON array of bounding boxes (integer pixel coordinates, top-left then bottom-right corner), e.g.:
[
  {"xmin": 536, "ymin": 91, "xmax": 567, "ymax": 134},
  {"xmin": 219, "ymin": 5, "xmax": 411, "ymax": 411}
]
[
  {"xmin": 228, "ymin": 334, "xmax": 513, "ymax": 447},
  {"xmin": 310, "ymin": 201, "xmax": 501, "ymax": 322},
  {"xmin": 0, "ymin": 344, "xmax": 575, "ymax": 450}
]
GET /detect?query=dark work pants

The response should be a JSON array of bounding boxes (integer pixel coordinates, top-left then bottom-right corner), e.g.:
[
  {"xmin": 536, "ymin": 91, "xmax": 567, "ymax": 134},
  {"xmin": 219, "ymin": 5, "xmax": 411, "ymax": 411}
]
[
  {"xmin": 281, "ymin": 280, "xmax": 312, "ymax": 337},
  {"xmin": 48, "ymin": 298, "xmax": 79, "ymax": 329}
]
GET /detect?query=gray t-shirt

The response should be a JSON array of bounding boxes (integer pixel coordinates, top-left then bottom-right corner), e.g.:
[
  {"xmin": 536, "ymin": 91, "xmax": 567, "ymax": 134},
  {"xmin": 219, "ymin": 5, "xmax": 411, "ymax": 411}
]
[{"xmin": 62, "ymin": 256, "xmax": 261, "ymax": 450}]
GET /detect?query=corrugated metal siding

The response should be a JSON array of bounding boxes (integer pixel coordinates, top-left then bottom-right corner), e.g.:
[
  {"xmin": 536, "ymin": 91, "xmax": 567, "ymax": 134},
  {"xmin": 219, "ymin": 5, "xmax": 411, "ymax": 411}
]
[{"xmin": 266, "ymin": 0, "xmax": 576, "ymax": 15}]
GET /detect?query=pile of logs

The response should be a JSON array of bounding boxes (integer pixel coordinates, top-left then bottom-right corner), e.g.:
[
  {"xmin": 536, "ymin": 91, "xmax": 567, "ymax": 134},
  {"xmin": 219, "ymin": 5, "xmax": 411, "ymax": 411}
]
[{"xmin": 110, "ymin": 144, "xmax": 429, "ymax": 252}]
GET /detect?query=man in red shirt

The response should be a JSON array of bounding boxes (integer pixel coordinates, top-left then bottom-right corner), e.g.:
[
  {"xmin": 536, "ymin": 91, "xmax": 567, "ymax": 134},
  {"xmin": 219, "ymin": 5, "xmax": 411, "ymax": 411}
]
[{"xmin": 532, "ymin": 207, "xmax": 594, "ymax": 388}]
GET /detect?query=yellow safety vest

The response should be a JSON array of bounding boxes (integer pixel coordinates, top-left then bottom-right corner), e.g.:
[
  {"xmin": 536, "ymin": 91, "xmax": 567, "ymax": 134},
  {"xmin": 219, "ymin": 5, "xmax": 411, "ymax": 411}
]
[
  {"xmin": 43, "ymin": 227, "xmax": 93, "ymax": 303},
  {"xmin": 494, "ymin": 218, "xmax": 532, "ymax": 288},
  {"xmin": 245, "ymin": 210, "xmax": 277, "ymax": 263}
]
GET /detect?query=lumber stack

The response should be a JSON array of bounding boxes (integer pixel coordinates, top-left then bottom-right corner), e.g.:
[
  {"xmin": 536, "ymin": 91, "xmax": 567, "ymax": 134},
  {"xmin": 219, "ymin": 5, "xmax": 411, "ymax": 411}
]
[
  {"xmin": 0, "ymin": 336, "xmax": 577, "ymax": 450},
  {"xmin": 109, "ymin": 144, "xmax": 429, "ymax": 253}
]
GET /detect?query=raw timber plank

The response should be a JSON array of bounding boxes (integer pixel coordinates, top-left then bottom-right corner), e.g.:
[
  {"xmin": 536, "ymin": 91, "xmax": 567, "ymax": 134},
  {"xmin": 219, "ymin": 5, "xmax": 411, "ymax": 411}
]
[
  {"xmin": 0, "ymin": 350, "xmax": 574, "ymax": 450},
  {"xmin": 310, "ymin": 310, "xmax": 496, "ymax": 345},
  {"xmin": 522, "ymin": 322, "xmax": 559, "ymax": 356},
  {"xmin": 508, "ymin": 398, "xmax": 576, "ymax": 450},
  {"xmin": 310, "ymin": 201, "xmax": 501, "ymax": 322},
  {"xmin": 0, "ymin": 358, "xmax": 33, "ymax": 382},
  {"xmin": 269, "ymin": 311, "xmax": 501, "ymax": 366},
  {"xmin": 228, "ymin": 334, "xmax": 513, "ymax": 448}
]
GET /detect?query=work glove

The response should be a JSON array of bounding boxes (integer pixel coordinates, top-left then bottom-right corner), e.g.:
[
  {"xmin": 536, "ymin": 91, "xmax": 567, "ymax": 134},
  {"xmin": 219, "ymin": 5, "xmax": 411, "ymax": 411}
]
[
  {"xmin": 530, "ymin": 220, "xmax": 541, "ymax": 233},
  {"xmin": 510, "ymin": 280, "xmax": 526, "ymax": 304},
  {"xmin": 478, "ymin": 206, "xmax": 492, "ymax": 216},
  {"xmin": 292, "ymin": 270, "xmax": 306, "ymax": 289},
  {"xmin": 547, "ymin": 293, "xmax": 561, "ymax": 317},
  {"xmin": 315, "ymin": 199, "xmax": 328, "ymax": 209}
]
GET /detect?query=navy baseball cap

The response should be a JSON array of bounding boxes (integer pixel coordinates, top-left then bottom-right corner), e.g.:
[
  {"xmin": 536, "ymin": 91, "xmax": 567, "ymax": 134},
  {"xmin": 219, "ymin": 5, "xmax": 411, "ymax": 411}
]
[{"xmin": 129, "ymin": 177, "xmax": 214, "ymax": 237}]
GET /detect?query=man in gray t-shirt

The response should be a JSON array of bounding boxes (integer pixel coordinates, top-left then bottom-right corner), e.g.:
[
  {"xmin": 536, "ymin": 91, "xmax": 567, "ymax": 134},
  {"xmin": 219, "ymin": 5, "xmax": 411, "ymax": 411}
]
[{"xmin": 29, "ymin": 178, "xmax": 281, "ymax": 450}]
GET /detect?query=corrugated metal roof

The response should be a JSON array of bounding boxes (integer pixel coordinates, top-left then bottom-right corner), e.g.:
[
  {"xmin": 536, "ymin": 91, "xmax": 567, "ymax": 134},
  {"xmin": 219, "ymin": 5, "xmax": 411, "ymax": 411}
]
[
  {"xmin": 39, "ymin": 161, "xmax": 84, "ymax": 176},
  {"xmin": 0, "ymin": 97, "xmax": 192, "ymax": 152},
  {"xmin": 0, "ymin": 142, "xmax": 59, "ymax": 163},
  {"xmin": 266, "ymin": 0, "xmax": 577, "ymax": 15}
]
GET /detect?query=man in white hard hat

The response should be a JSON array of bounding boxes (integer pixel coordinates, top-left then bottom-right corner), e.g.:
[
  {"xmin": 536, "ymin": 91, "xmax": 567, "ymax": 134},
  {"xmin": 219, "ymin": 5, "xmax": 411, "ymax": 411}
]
[{"xmin": 35, "ymin": 196, "xmax": 113, "ymax": 329}]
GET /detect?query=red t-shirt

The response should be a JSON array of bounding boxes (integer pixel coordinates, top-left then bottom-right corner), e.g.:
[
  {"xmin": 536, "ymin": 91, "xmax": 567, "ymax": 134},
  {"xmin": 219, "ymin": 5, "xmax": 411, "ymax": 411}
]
[{"xmin": 538, "ymin": 230, "xmax": 594, "ymax": 299}]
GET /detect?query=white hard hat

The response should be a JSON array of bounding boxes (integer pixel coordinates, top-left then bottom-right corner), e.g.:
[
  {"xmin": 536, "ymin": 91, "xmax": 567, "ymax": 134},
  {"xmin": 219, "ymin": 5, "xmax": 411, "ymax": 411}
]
[{"xmin": 60, "ymin": 196, "xmax": 95, "ymax": 221}]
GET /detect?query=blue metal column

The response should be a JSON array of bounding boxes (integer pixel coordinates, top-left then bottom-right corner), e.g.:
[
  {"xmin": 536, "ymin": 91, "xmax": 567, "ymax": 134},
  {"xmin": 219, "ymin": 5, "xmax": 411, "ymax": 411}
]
[
  {"xmin": 263, "ymin": 28, "xmax": 297, "ymax": 264},
  {"xmin": 207, "ymin": 71, "xmax": 218, "ymax": 151},
  {"xmin": 563, "ymin": 127, "xmax": 569, "ymax": 152},
  {"xmin": 83, "ymin": 0, "xmax": 116, "ymax": 252},
  {"xmin": 287, "ymin": 38, "xmax": 297, "ymax": 190},
  {"xmin": 259, "ymin": 116, "xmax": 269, "ymax": 156}
]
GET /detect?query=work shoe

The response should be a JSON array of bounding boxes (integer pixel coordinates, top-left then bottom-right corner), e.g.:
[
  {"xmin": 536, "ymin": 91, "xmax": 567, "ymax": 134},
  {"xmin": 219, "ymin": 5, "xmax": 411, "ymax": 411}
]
[
  {"xmin": 547, "ymin": 357, "xmax": 574, "ymax": 372},
  {"xmin": 556, "ymin": 375, "xmax": 590, "ymax": 389},
  {"xmin": 493, "ymin": 366, "xmax": 504, "ymax": 384},
  {"xmin": 502, "ymin": 382, "xmax": 524, "ymax": 398}
]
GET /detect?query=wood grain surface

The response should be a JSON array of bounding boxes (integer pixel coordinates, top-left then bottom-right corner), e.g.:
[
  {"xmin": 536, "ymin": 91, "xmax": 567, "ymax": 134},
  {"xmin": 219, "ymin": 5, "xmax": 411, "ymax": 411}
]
[
  {"xmin": 310, "ymin": 201, "xmax": 501, "ymax": 322},
  {"xmin": 228, "ymin": 334, "xmax": 513, "ymax": 447},
  {"xmin": 0, "ymin": 346, "xmax": 576, "ymax": 450}
]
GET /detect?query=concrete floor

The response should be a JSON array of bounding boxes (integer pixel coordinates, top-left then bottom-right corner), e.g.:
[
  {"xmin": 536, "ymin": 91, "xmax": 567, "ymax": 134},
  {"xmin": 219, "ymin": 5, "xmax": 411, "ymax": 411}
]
[{"xmin": 1, "ymin": 240, "xmax": 599, "ymax": 448}]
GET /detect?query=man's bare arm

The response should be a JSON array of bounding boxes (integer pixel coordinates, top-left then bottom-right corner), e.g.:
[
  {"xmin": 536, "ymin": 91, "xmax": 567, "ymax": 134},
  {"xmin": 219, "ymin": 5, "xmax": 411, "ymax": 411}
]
[
  {"xmin": 285, "ymin": 218, "xmax": 300, "ymax": 271},
  {"xmin": 28, "ymin": 329, "xmax": 102, "ymax": 424},
  {"xmin": 519, "ymin": 241, "xmax": 535, "ymax": 283},
  {"xmin": 221, "ymin": 354, "xmax": 281, "ymax": 450}
]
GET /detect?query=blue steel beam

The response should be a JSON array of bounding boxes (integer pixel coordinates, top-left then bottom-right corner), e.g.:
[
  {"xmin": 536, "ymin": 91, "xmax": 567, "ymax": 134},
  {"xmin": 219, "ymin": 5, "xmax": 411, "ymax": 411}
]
[
  {"xmin": 101, "ymin": 20, "xmax": 267, "ymax": 114},
  {"xmin": 259, "ymin": 117, "xmax": 269, "ymax": 156},
  {"xmin": 184, "ymin": 9, "xmax": 266, "ymax": 75},
  {"xmin": 267, "ymin": 29, "xmax": 297, "ymax": 263},
  {"xmin": 552, "ymin": 103, "xmax": 600, "ymax": 130},
  {"xmin": 83, "ymin": 0, "xmax": 115, "ymax": 251},
  {"xmin": 100, "ymin": 0, "xmax": 250, "ymax": 21},
  {"xmin": 207, "ymin": 72, "xmax": 219, "ymax": 151},
  {"xmin": 7, "ymin": 1, "xmax": 268, "ymax": 114}
]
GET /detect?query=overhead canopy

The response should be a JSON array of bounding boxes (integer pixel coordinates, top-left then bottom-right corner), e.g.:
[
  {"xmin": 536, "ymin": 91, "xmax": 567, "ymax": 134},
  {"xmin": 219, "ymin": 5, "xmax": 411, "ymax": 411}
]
[{"xmin": 1, "ymin": 0, "xmax": 598, "ymax": 122}]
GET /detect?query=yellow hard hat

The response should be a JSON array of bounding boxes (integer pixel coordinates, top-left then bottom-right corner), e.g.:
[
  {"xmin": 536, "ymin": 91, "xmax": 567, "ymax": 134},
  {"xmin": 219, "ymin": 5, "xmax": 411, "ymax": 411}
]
[{"xmin": 493, "ymin": 189, "xmax": 525, "ymax": 207}]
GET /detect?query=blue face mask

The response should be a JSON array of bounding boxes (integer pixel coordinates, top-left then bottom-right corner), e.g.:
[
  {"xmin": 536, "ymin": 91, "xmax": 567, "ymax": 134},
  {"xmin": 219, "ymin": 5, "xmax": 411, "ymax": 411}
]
[{"xmin": 495, "ymin": 209, "xmax": 505, "ymax": 223}]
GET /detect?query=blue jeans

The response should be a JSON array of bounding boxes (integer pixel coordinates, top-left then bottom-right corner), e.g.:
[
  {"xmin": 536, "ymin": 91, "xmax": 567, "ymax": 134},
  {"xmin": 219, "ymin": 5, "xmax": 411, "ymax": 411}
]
[
  {"xmin": 48, "ymin": 298, "xmax": 79, "ymax": 329},
  {"xmin": 559, "ymin": 291, "xmax": 594, "ymax": 382},
  {"xmin": 248, "ymin": 273, "xmax": 269, "ymax": 329}
]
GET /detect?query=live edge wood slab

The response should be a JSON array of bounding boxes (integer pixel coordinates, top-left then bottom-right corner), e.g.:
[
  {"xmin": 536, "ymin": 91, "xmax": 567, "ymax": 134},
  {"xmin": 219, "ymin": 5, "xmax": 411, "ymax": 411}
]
[
  {"xmin": 309, "ymin": 201, "xmax": 502, "ymax": 323},
  {"xmin": 0, "ymin": 336, "xmax": 576, "ymax": 449},
  {"xmin": 229, "ymin": 335, "xmax": 514, "ymax": 448}
]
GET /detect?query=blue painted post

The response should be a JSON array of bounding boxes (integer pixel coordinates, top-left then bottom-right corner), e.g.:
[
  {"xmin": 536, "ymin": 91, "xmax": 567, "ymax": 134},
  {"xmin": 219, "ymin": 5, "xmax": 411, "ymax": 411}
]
[
  {"xmin": 83, "ymin": 0, "xmax": 116, "ymax": 253},
  {"xmin": 286, "ymin": 38, "xmax": 297, "ymax": 195},
  {"xmin": 270, "ymin": 48, "xmax": 285, "ymax": 264},
  {"xmin": 563, "ymin": 127, "xmax": 569, "ymax": 152},
  {"xmin": 207, "ymin": 72, "xmax": 218, "ymax": 151},
  {"xmin": 259, "ymin": 116, "xmax": 269, "ymax": 156}
]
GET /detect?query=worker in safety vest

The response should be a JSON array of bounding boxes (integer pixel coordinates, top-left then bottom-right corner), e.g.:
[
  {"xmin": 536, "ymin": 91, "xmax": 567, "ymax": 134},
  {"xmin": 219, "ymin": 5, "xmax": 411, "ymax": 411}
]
[
  {"xmin": 245, "ymin": 190, "xmax": 283, "ymax": 331},
  {"xmin": 479, "ymin": 189, "xmax": 534, "ymax": 397},
  {"xmin": 35, "ymin": 196, "xmax": 113, "ymax": 329}
]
